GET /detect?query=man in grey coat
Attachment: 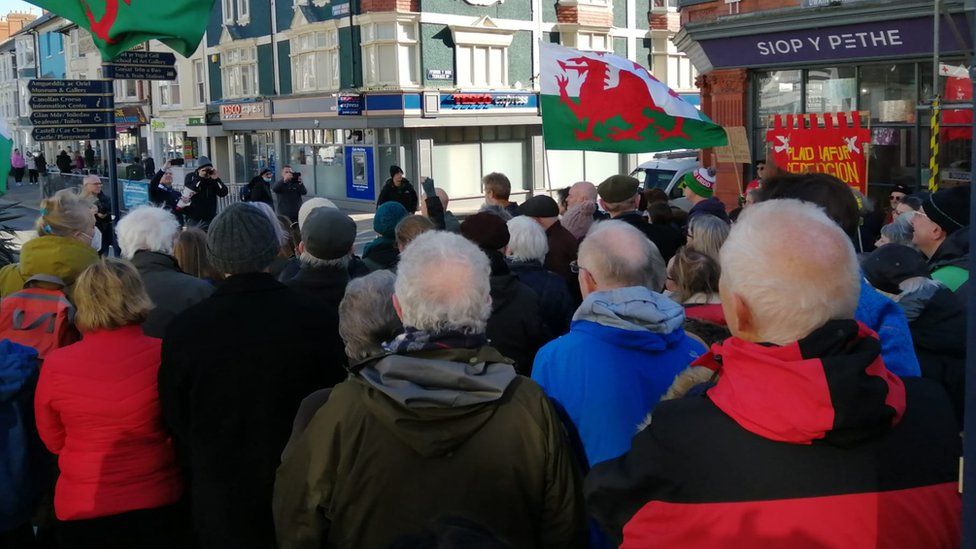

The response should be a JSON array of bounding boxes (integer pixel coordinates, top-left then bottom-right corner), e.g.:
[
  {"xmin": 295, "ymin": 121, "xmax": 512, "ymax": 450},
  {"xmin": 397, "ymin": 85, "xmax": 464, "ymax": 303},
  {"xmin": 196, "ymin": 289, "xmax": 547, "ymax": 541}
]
[{"xmin": 117, "ymin": 205, "xmax": 214, "ymax": 338}]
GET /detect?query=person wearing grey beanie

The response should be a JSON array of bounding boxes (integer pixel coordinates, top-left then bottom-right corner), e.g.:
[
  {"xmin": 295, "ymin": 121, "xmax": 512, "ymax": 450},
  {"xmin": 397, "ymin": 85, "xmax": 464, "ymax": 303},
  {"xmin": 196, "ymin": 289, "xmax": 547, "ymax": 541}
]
[{"xmin": 159, "ymin": 206, "xmax": 347, "ymax": 549}]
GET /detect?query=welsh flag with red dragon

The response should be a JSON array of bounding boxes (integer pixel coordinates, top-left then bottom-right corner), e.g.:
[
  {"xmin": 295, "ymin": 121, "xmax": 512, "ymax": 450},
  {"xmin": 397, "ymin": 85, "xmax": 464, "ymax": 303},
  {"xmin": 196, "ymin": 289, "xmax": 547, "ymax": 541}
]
[
  {"xmin": 26, "ymin": 0, "xmax": 215, "ymax": 61},
  {"xmin": 541, "ymin": 42, "xmax": 728, "ymax": 153}
]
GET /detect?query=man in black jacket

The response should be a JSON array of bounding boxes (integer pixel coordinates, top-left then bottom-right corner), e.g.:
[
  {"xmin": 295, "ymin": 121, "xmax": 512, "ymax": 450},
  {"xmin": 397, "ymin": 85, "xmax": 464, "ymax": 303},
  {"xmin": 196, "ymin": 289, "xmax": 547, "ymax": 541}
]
[
  {"xmin": 376, "ymin": 165, "xmax": 418, "ymax": 213},
  {"xmin": 597, "ymin": 175, "xmax": 683, "ymax": 263},
  {"xmin": 184, "ymin": 157, "xmax": 228, "ymax": 229},
  {"xmin": 148, "ymin": 161, "xmax": 181, "ymax": 213},
  {"xmin": 274, "ymin": 166, "xmax": 308, "ymax": 222},
  {"xmin": 159, "ymin": 203, "xmax": 346, "ymax": 549},
  {"xmin": 284, "ymin": 207, "xmax": 356, "ymax": 387}
]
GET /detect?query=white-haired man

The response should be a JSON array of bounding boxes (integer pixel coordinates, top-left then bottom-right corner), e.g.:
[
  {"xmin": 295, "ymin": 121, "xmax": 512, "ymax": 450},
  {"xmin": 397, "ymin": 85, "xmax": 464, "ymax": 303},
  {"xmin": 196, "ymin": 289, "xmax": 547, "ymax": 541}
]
[
  {"xmin": 532, "ymin": 220, "xmax": 704, "ymax": 467},
  {"xmin": 586, "ymin": 200, "xmax": 961, "ymax": 547},
  {"xmin": 274, "ymin": 231, "xmax": 586, "ymax": 549},
  {"xmin": 506, "ymin": 215, "xmax": 575, "ymax": 336},
  {"xmin": 117, "ymin": 205, "xmax": 213, "ymax": 337}
]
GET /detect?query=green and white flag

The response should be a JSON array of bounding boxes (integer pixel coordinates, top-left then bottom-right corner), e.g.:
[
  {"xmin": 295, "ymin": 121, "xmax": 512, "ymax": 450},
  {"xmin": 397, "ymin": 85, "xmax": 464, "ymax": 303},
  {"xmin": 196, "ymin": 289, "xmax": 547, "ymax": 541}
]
[
  {"xmin": 0, "ymin": 120, "xmax": 12, "ymax": 195},
  {"xmin": 27, "ymin": 0, "xmax": 216, "ymax": 61},
  {"xmin": 540, "ymin": 42, "xmax": 728, "ymax": 154}
]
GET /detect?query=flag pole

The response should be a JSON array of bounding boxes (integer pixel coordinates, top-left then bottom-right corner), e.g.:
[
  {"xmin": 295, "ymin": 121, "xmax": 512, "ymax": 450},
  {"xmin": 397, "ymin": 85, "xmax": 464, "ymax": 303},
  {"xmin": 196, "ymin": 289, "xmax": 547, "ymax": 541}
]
[
  {"xmin": 960, "ymin": 5, "xmax": 976, "ymax": 544},
  {"xmin": 102, "ymin": 63, "xmax": 120, "ymax": 225}
]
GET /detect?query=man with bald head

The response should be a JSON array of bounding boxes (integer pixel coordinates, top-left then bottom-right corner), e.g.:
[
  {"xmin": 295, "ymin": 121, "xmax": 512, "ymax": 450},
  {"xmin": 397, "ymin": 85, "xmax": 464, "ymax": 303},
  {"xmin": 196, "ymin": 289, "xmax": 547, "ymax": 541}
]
[
  {"xmin": 561, "ymin": 181, "xmax": 606, "ymax": 239},
  {"xmin": 531, "ymin": 220, "xmax": 704, "ymax": 467},
  {"xmin": 586, "ymin": 200, "xmax": 961, "ymax": 548},
  {"xmin": 420, "ymin": 185, "xmax": 461, "ymax": 232}
]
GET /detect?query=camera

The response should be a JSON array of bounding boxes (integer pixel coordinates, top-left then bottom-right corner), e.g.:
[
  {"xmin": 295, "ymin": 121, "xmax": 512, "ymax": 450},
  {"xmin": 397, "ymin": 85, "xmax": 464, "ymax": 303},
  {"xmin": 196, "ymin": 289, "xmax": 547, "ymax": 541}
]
[
  {"xmin": 292, "ymin": 172, "xmax": 301, "ymax": 179},
  {"xmin": 170, "ymin": 158, "xmax": 184, "ymax": 166}
]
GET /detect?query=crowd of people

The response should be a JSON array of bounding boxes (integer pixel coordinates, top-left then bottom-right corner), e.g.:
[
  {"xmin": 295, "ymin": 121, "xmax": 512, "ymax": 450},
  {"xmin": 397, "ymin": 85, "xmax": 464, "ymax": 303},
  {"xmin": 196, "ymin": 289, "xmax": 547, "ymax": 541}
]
[{"xmin": 0, "ymin": 160, "xmax": 970, "ymax": 548}]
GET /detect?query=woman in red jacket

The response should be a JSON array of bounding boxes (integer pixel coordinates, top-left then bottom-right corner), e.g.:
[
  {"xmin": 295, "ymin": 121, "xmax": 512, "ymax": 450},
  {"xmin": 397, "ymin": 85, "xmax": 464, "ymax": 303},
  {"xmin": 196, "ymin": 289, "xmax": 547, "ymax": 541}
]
[{"xmin": 34, "ymin": 258, "xmax": 186, "ymax": 549}]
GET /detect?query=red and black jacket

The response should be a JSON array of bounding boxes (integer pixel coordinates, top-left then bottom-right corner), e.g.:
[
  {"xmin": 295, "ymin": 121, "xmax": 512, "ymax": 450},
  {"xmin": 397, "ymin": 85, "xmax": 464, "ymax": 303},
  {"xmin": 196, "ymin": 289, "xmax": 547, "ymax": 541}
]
[{"xmin": 585, "ymin": 320, "xmax": 961, "ymax": 548}]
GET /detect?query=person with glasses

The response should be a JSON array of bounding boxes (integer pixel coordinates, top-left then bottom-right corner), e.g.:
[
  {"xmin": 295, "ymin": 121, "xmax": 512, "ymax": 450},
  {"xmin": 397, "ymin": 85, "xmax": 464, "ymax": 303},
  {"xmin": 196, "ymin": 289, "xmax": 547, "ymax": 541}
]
[
  {"xmin": 532, "ymin": 220, "xmax": 704, "ymax": 468},
  {"xmin": 886, "ymin": 183, "xmax": 913, "ymax": 223},
  {"xmin": 149, "ymin": 160, "xmax": 182, "ymax": 214},
  {"xmin": 911, "ymin": 186, "xmax": 971, "ymax": 299}
]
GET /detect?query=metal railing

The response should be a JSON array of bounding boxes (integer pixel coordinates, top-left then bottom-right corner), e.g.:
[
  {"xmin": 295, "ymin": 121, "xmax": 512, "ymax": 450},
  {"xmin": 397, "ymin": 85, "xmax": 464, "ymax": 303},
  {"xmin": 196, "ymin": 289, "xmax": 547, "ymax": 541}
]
[{"xmin": 40, "ymin": 171, "xmax": 247, "ymax": 215}]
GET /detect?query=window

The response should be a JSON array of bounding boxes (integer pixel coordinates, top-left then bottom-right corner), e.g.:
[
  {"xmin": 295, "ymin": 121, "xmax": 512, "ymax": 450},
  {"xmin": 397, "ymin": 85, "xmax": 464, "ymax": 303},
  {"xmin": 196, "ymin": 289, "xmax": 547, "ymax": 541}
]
[
  {"xmin": 159, "ymin": 81, "xmax": 181, "ymax": 108},
  {"xmin": 756, "ymin": 70, "xmax": 802, "ymax": 120},
  {"xmin": 290, "ymin": 29, "xmax": 340, "ymax": 93},
  {"xmin": 15, "ymin": 37, "xmax": 33, "ymax": 69},
  {"xmin": 222, "ymin": 0, "xmax": 235, "ymax": 24},
  {"xmin": 67, "ymin": 29, "xmax": 79, "ymax": 59},
  {"xmin": 221, "ymin": 45, "xmax": 258, "ymax": 98},
  {"xmin": 18, "ymin": 80, "xmax": 28, "ymax": 115},
  {"xmin": 361, "ymin": 18, "xmax": 419, "ymax": 87},
  {"xmin": 577, "ymin": 32, "xmax": 610, "ymax": 52},
  {"xmin": 0, "ymin": 55, "xmax": 13, "ymax": 80},
  {"xmin": 667, "ymin": 54, "xmax": 697, "ymax": 92},
  {"xmin": 193, "ymin": 59, "xmax": 206, "ymax": 105},
  {"xmin": 806, "ymin": 66, "xmax": 856, "ymax": 113},
  {"xmin": 237, "ymin": 0, "xmax": 250, "ymax": 22},
  {"xmin": 115, "ymin": 79, "xmax": 139, "ymax": 100},
  {"xmin": 860, "ymin": 64, "xmax": 916, "ymax": 123},
  {"xmin": 560, "ymin": 29, "xmax": 611, "ymax": 52},
  {"xmin": 456, "ymin": 45, "xmax": 507, "ymax": 89}
]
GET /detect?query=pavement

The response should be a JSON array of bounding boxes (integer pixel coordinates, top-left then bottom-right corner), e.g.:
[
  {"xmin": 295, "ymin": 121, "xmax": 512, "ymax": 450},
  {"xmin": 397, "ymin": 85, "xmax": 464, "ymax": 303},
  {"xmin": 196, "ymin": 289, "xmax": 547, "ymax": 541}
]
[{"xmin": 0, "ymin": 179, "xmax": 381, "ymax": 254}]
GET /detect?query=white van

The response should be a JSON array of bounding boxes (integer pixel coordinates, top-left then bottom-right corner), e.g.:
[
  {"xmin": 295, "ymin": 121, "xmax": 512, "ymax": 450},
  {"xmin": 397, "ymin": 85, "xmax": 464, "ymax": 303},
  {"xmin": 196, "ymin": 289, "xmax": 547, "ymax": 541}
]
[{"xmin": 630, "ymin": 151, "xmax": 699, "ymax": 210}]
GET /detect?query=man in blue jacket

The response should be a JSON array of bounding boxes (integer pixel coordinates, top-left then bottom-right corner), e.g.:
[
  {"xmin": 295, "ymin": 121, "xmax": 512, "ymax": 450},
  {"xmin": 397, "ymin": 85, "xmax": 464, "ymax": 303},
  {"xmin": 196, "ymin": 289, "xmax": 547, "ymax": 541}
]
[
  {"xmin": 759, "ymin": 173, "xmax": 921, "ymax": 377},
  {"xmin": 531, "ymin": 221, "xmax": 705, "ymax": 467}
]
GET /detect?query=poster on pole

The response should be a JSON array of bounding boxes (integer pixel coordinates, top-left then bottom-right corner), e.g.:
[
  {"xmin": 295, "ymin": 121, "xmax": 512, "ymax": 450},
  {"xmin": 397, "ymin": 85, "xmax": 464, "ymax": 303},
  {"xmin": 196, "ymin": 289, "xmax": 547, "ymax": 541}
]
[{"xmin": 765, "ymin": 112, "xmax": 870, "ymax": 195}]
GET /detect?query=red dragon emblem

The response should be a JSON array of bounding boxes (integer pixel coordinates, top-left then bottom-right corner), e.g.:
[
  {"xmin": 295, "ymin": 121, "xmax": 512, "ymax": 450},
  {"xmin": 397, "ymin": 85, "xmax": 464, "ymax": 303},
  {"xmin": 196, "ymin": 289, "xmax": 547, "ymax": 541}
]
[
  {"xmin": 81, "ymin": 0, "xmax": 132, "ymax": 44},
  {"xmin": 555, "ymin": 56, "xmax": 689, "ymax": 142}
]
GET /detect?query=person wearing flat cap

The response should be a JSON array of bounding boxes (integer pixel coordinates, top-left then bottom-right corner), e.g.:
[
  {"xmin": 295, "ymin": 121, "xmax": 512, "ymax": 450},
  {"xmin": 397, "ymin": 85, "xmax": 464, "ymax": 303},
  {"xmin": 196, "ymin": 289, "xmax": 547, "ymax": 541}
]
[
  {"xmin": 597, "ymin": 175, "xmax": 684, "ymax": 263},
  {"xmin": 286, "ymin": 207, "xmax": 358, "ymax": 313},
  {"xmin": 460, "ymin": 212, "xmax": 550, "ymax": 375},
  {"xmin": 912, "ymin": 185, "xmax": 971, "ymax": 300},
  {"xmin": 158, "ymin": 203, "xmax": 345, "ymax": 549},
  {"xmin": 519, "ymin": 195, "xmax": 580, "ymax": 302}
]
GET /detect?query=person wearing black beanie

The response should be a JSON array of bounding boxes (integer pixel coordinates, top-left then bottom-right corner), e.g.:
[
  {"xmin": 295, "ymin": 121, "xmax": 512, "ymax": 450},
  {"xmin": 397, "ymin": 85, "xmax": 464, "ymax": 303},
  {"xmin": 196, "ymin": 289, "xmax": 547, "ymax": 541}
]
[
  {"xmin": 376, "ymin": 165, "xmax": 418, "ymax": 213},
  {"xmin": 912, "ymin": 185, "xmax": 970, "ymax": 298}
]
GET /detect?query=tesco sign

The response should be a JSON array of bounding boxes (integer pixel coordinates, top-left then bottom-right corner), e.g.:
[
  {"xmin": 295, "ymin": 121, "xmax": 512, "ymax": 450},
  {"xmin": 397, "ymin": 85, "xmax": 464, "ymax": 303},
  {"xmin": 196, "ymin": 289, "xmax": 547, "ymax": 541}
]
[{"xmin": 219, "ymin": 102, "xmax": 269, "ymax": 121}]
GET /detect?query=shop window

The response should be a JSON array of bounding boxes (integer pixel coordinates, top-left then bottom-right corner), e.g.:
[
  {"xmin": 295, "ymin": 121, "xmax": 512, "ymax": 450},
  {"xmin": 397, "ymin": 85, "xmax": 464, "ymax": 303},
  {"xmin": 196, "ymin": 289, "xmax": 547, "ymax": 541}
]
[
  {"xmin": 806, "ymin": 67, "xmax": 856, "ymax": 113},
  {"xmin": 291, "ymin": 29, "xmax": 340, "ymax": 93},
  {"xmin": 870, "ymin": 127, "xmax": 920, "ymax": 191},
  {"xmin": 221, "ymin": 45, "xmax": 258, "ymax": 99},
  {"xmin": 193, "ymin": 60, "xmax": 206, "ymax": 105},
  {"xmin": 860, "ymin": 64, "xmax": 916, "ymax": 123},
  {"xmin": 361, "ymin": 17, "xmax": 419, "ymax": 88},
  {"xmin": 756, "ymin": 70, "xmax": 801, "ymax": 124}
]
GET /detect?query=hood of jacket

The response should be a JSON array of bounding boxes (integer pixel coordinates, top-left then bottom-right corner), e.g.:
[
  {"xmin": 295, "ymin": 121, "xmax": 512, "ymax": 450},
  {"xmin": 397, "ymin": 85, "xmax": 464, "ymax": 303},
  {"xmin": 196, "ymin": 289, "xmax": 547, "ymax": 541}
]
[
  {"xmin": 130, "ymin": 250, "xmax": 183, "ymax": 274},
  {"xmin": 902, "ymin": 285, "xmax": 967, "ymax": 356},
  {"xmin": 930, "ymin": 229, "xmax": 969, "ymax": 270},
  {"xmin": 0, "ymin": 340, "xmax": 38, "ymax": 403},
  {"xmin": 17, "ymin": 235, "xmax": 99, "ymax": 286},
  {"xmin": 571, "ymin": 286, "xmax": 688, "ymax": 352},
  {"xmin": 358, "ymin": 346, "xmax": 516, "ymax": 457},
  {"xmin": 699, "ymin": 319, "xmax": 906, "ymax": 447}
]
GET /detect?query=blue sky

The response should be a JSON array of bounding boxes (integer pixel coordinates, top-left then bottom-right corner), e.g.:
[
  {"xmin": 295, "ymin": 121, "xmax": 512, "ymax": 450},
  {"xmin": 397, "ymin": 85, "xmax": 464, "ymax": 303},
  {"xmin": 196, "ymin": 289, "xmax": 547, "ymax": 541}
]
[{"xmin": 0, "ymin": 0, "xmax": 39, "ymax": 16}]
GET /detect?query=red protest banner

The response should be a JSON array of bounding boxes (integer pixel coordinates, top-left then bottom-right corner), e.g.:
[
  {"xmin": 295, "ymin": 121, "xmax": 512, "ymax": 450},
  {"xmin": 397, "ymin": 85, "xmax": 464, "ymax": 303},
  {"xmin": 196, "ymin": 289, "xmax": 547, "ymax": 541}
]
[{"xmin": 765, "ymin": 112, "xmax": 870, "ymax": 195}]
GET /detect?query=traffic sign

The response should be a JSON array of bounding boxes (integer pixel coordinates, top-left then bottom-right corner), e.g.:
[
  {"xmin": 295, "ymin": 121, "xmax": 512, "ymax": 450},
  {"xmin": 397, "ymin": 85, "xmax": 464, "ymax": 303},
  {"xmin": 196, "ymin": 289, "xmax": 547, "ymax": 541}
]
[
  {"xmin": 115, "ymin": 50, "xmax": 177, "ymax": 66},
  {"xmin": 30, "ymin": 110, "xmax": 113, "ymax": 126},
  {"xmin": 104, "ymin": 64, "xmax": 177, "ymax": 81},
  {"xmin": 28, "ymin": 79, "xmax": 113, "ymax": 96},
  {"xmin": 32, "ymin": 125, "xmax": 116, "ymax": 141},
  {"xmin": 29, "ymin": 95, "xmax": 112, "ymax": 110}
]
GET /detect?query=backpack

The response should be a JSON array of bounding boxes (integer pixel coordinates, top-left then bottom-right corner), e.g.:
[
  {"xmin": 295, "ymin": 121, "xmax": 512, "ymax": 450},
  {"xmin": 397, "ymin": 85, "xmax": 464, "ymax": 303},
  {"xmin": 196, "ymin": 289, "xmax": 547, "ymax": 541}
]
[{"xmin": 0, "ymin": 275, "xmax": 80, "ymax": 360}]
